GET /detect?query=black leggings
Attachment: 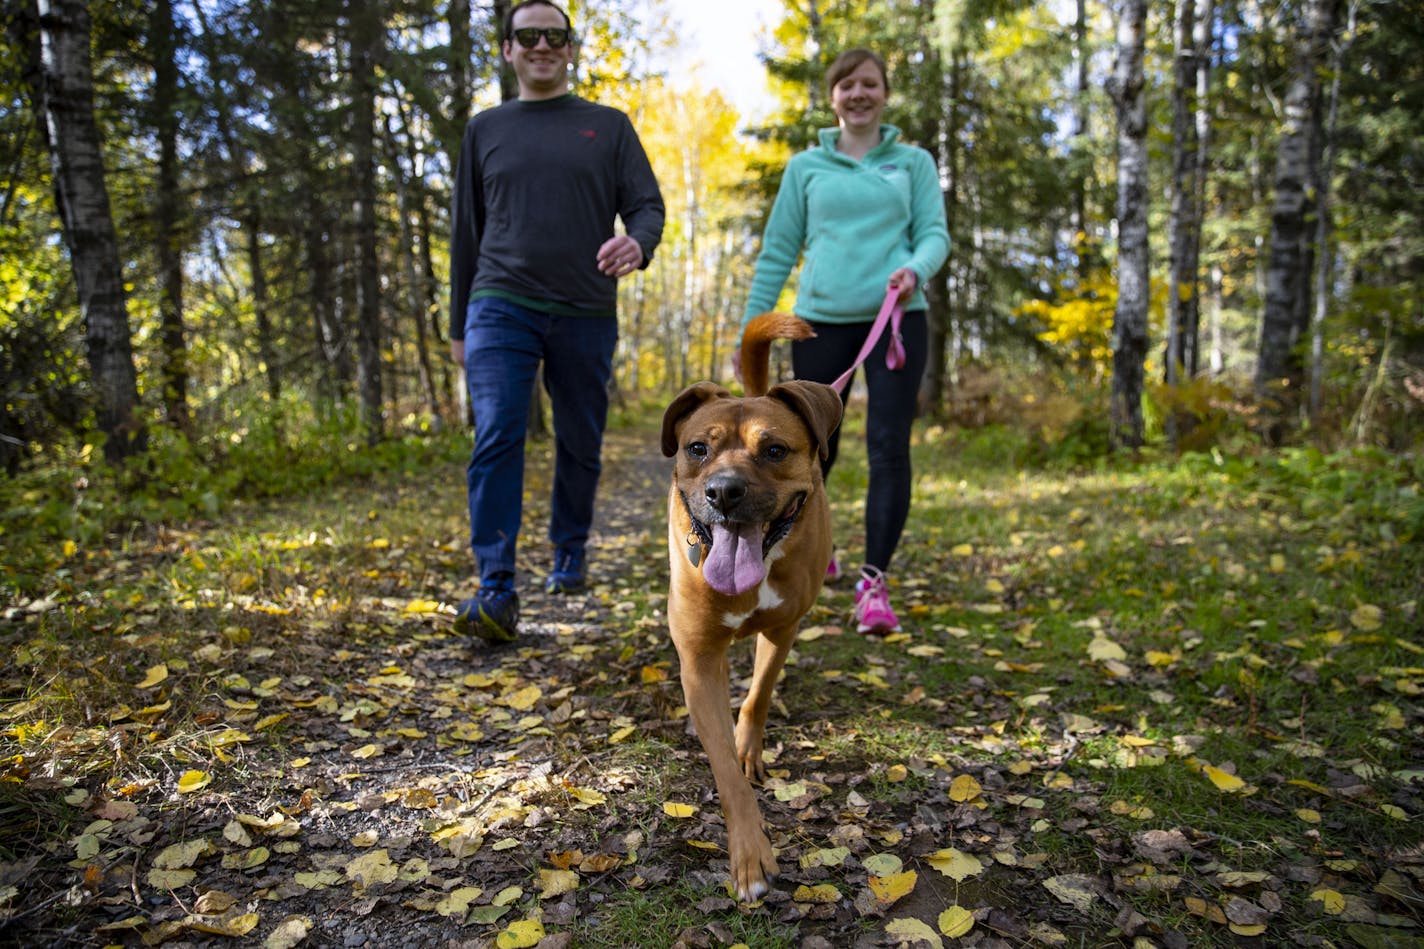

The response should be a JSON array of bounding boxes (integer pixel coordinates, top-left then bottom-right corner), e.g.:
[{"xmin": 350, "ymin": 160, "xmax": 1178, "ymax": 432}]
[{"xmin": 792, "ymin": 311, "xmax": 927, "ymax": 574}]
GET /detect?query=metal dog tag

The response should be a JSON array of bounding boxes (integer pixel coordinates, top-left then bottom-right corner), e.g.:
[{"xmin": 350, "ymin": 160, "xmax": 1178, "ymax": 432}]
[{"xmin": 686, "ymin": 537, "xmax": 701, "ymax": 568}]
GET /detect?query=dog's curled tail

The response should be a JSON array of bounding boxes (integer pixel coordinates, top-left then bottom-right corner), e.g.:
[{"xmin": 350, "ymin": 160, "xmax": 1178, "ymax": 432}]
[{"xmin": 740, "ymin": 312, "xmax": 815, "ymax": 397}]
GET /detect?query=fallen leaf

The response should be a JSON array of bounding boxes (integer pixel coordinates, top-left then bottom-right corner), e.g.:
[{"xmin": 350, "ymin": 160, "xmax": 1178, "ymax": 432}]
[
  {"xmin": 1201, "ymin": 764, "xmax": 1247, "ymax": 792},
  {"xmin": 137, "ymin": 664, "xmax": 169, "ymax": 688},
  {"xmin": 938, "ymin": 905, "xmax": 975, "ymax": 937},
  {"xmin": 538, "ymin": 868, "xmax": 579, "ymax": 898},
  {"xmin": 1043, "ymin": 874, "xmax": 1100, "ymax": 913},
  {"xmin": 663, "ymin": 801, "xmax": 696, "ymax": 818},
  {"xmin": 496, "ymin": 919, "xmax": 545, "ymax": 949},
  {"xmin": 793, "ymin": 883, "xmax": 840, "ymax": 903},
  {"xmin": 1310, "ymin": 888, "xmax": 1347, "ymax": 915},
  {"xmin": 926, "ymin": 849, "xmax": 983, "ymax": 882},
  {"xmin": 264, "ymin": 915, "xmax": 313, "ymax": 949},
  {"xmin": 868, "ymin": 870, "xmax": 917, "ymax": 905},
  {"xmin": 177, "ymin": 770, "xmax": 211, "ymax": 794},
  {"xmin": 885, "ymin": 916, "xmax": 943, "ymax": 948}
]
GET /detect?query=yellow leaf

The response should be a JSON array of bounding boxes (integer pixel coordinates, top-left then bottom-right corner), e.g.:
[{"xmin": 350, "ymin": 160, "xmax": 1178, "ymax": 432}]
[
  {"xmin": 1309, "ymin": 889, "xmax": 1346, "ymax": 914},
  {"xmin": 1380, "ymin": 804, "xmax": 1408, "ymax": 820},
  {"xmin": 885, "ymin": 917, "xmax": 943, "ymax": 948},
  {"xmin": 492, "ymin": 886, "xmax": 523, "ymax": 905},
  {"xmin": 137, "ymin": 664, "xmax": 169, "ymax": 688},
  {"xmin": 435, "ymin": 886, "xmax": 483, "ymax": 918},
  {"xmin": 345, "ymin": 850, "xmax": 398, "ymax": 888},
  {"xmin": 264, "ymin": 915, "xmax": 313, "ymax": 949},
  {"xmin": 792, "ymin": 883, "xmax": 841, "ymax": 903},
  {"xmin": 1230, "ymin": 923, "xmax": 1268, "ymax": 937},
  {"xmin": 663, "ymin": 801, "xmax": 696, "ymax": 818},
  {"xmin": 640, "ymin": 665, "xmax": 668, "ymax": 683},
  {"xmin": 1202, "ymin": 764, "xmax": 1247, "ymax": 792},
  {"xmin": 147, "ymin": 867, "xmax": 196, "ymax": 889},
  {"xmin": 926, "ymin": 848, "xmax": 983, "ymax": 882},
  {"xmin": 938, "ymin": 905, "xmax": 975, "ymax": 938},
  {"xmin": 1296, "ymin": 808, "xmax": 1322, "ymax": 824},
  {"xmin": 351, "ymin": 743, "xmax": 382, "ymax": 759},
  {"xmin": 570, "ymin": 787, "xmax": 607, "ymax": 808},
  {"xmin": 951, "ymin": 543, "xmax": 974, "ymax": 556},
  {"xmin": 496, "ymin": 919, "xmax": 545, "ymax": 949},
  {"xmin": 1350, "ymin": 603, "xmax": 1383, "ymax": 631},
  {"xmin": 949, "ymin": 774, "xmax": 982, "ymax": 802},
  {"xmin": 608, "ymin": 725, "xmax": 637, "ymax": 744},
  {"xmin": 402, "ymin": 599, "xmax": 441, "ymax": 613},
  {"xmin": 177, "ymin": 770, "xmax": 211, "ymax": 794},
  {"xmin": 886, "ymin": 764, "xmax": 908, "ymax": 783},
  {"xmin": 868, "ymin": 870, "xmax": 917, "ymax": 904},
  {"xmin": 501, "ymin": 686, "xmax": 542, "ymax": 711},
  {"xmin": 538, "ymin": 869, "xmax": 579, "ymax": 898},
  {"xmin": 188, "ymin": 912, "xmax": 259, "ymax": 936}
]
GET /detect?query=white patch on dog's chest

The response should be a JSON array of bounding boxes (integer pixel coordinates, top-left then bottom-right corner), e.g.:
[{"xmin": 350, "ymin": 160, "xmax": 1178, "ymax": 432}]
[{"xmin": 719, "ymin": 546, "xmax": 788, "ymax": 629}]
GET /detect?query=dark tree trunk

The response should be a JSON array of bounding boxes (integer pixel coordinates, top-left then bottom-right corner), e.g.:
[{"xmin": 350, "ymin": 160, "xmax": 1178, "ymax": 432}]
[
  {"xmin": 152, "ymin": 0, "xmax": 189, "ymax": 430},
  {"xmin": 349, "ymin": 0, "xmax": 384, "ymax": 440}
]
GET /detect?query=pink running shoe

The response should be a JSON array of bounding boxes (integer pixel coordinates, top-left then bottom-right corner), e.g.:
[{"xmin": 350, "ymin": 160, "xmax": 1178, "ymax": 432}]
[
  {"xmin": 825, "ymin": 554, "xmax": 842, "ymax": 583},
  {"xmin": 854, "ymin": 566, "xmax": 902, "ymax": 635}
]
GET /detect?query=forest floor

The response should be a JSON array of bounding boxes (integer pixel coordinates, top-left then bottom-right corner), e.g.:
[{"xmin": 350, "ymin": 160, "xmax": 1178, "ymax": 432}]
[{"xmin": 1, "ymin": 411, "xmax": 1422, "ymax": 948}]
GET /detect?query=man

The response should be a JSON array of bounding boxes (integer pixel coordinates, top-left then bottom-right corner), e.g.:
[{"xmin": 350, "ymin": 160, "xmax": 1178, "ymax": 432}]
[{"xmin": 449, "ymin": 0, "xmax": 665, "ymax": 643}]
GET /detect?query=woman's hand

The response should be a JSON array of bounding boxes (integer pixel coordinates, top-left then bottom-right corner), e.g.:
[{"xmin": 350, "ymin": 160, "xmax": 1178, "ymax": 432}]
[{"xmin": 887, "ymin": 268, "xmax": 918, "ymax": 301}]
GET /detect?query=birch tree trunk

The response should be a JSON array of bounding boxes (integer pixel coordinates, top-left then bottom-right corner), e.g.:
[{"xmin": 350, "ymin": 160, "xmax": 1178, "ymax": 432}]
[
  {"xmin": 1166, "ymin": 0, "xmax": 1213, "ymax": 389},
  {"xmin": 1256, "ymin": 0, "xmax": 1339, "ymax": 443},
  {"xmin": 25, "ymin": 0, "xmax": 146, "ymax": 462},
  {"xmin": 1109, "ymin": 0, "xmax": 1150, "ymax": 450}
]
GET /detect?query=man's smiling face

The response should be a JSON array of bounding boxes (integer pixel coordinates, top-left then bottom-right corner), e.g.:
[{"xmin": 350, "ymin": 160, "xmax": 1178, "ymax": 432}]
[{"xmin": 503, "ymin": 4, "xmax": 573, "ymax": 100}]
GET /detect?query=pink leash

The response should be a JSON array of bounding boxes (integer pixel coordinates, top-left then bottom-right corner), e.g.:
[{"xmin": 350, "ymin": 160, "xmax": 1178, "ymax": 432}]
[{"xmin": 829, "ymin": 288, "xmax": 906, "ymax": 394}]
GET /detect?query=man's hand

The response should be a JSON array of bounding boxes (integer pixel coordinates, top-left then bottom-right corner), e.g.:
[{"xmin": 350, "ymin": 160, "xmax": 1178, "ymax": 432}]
[
  {"xmin": 887, "ymin": 268, "xmax": 918, "ymax": 301},
  {"xmin": 449, "ymin": 338, "xmax": 465, "ymax": 366},
  {"xmin": 597, "ymin": 235, "xmax": 644, "ymax": 277}
]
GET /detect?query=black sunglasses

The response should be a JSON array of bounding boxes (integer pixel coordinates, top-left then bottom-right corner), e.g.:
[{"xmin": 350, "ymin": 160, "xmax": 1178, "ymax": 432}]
[{"xmin": 510, "ymin": 27, "xmax": 573, "ymax": 49}]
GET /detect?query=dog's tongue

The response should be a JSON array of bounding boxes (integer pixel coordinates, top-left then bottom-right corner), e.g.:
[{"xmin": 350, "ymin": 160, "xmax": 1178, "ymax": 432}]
[{"xmin": 703, "ymin": 522, "xmax": 766, "ymax": 595}]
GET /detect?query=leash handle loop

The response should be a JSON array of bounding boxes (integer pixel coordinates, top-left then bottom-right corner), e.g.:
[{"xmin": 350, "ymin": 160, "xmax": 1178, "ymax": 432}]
[{"xmin": 829, "ymin": 288, "xmax": 905, "ymax": 395}]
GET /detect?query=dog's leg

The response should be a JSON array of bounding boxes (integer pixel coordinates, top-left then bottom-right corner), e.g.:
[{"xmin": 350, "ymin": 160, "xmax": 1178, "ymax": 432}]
[
  {"xmin": 674, "ymin": 639, "xmax": 778, "ymax": 901},
  {"xmin": 734, "ymin": 626, "xmax": 796, "ymax": 783}
]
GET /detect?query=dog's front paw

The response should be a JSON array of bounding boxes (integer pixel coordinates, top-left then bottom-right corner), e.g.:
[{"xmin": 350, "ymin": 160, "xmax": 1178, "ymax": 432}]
[
  {"xmin": 735, "ymin": 724, "xmax": 766, "ymax": 783},
  {"xmin": 727, "ymin": 825, "xmax": 778, "ymax": 902}
]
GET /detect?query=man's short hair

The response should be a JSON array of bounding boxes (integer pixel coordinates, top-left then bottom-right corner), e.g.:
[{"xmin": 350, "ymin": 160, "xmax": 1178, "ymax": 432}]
[{"xmin": 502, "ymin": 0, "xmax": 572, "ymax": 43}]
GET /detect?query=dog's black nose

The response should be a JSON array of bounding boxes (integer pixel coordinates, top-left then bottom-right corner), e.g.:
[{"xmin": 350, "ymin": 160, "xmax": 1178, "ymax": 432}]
[{"xmin": 704, "ymin": 473, "xmax": 747, "ymax": 513}]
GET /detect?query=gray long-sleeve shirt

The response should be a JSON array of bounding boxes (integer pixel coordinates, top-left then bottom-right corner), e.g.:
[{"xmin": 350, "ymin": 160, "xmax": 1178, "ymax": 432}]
[{"xmin": 448, "ymin": 94, "xmax": 665, "ymax": 338}]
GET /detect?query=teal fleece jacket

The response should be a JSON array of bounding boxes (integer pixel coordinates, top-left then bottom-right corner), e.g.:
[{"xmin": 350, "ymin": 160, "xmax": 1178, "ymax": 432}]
[{"xmin": 743, "ymin": 125, "xmax": 950, "ymax": 326}]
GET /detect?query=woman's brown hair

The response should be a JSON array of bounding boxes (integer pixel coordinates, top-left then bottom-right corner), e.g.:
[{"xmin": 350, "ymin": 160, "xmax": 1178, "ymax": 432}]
[{"xmin": 825, "ymin": 48, "xmax": 889, "ymax": 99}]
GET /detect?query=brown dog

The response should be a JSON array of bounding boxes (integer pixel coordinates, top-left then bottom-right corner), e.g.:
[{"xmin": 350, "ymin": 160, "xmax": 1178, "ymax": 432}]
[{"xmin": 660, "ymin": 312, "xmax": 843, "ymax": 901}]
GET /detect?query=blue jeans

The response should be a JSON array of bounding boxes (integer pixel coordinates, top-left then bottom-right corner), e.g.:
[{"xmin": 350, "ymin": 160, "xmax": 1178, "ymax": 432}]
[{"xmin": 462, "ymin": 296, "xmax": 616, "ymax": 584}]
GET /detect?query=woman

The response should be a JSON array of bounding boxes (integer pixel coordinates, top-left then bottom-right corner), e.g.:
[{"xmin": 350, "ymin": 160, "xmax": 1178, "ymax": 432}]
[{"xmin": 741, "ymin": 48, "xmax": 950, "ymax": 635}]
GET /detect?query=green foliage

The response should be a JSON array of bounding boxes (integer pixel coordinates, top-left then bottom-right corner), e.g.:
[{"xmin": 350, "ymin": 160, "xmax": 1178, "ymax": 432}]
[{"xmin": 0, "ymin": 391, "xmax": 467, "ymax": 596}]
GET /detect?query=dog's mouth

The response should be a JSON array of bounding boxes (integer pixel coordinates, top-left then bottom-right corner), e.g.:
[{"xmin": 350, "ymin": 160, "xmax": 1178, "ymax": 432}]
[{"xmin": 684, "ymin": 492, "xmax": 807, "ymax": 596}]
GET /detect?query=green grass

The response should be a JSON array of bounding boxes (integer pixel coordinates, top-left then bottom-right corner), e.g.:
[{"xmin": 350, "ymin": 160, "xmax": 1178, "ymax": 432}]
[{"xmin": 0, "ymin": 406, "xmax": 1420, "ymax": 947}]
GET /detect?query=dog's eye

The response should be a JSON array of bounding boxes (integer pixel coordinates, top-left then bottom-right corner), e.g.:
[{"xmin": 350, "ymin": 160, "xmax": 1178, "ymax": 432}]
[
  {"xmin": 763, "ymin": 444, "xmax": 788, "ymax": 462},
  {"xmin": 686, "ymin": 442, "xmax": 708, "ymax": 459}
]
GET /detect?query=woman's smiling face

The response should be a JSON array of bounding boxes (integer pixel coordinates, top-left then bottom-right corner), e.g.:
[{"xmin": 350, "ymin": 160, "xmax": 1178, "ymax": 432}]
[{"xmin": 830, "ymin": 58, "xmax": 887, "ymax": 133}]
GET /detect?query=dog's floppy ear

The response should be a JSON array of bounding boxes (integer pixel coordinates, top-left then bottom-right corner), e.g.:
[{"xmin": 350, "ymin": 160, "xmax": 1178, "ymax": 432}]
[
  {"xmin": 768, "ymin": 381, "xmax": 844, "ymax": 460},
  {"xmin": 661, "ymin": 382, "xmax": 732, "ymax": 457}
]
